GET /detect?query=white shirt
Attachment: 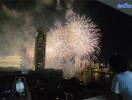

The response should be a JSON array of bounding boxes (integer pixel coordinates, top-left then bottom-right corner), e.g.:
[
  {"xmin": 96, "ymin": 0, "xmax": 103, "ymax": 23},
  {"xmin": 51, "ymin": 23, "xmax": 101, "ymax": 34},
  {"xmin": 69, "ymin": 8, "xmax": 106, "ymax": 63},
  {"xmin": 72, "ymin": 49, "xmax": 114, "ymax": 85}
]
[{"xmin": 111, "ymin": 71, "xmax": 132, "ymax": 100}]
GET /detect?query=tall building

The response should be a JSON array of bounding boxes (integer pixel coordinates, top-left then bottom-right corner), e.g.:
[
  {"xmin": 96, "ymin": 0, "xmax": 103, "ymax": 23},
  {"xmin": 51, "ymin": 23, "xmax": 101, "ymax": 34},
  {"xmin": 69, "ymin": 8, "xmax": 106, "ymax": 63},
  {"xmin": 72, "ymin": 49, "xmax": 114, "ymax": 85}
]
[{"xmin": 34, "ymin": 28, "xmax": 46, "ymax": 71}]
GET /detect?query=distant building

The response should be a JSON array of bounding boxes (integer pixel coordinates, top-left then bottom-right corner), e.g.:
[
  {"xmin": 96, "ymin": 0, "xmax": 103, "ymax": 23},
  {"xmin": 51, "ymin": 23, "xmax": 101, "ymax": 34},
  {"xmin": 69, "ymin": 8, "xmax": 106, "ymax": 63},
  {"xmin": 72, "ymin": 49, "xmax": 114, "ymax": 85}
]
[{"xmin": 34, "ymin": 28, "xmax": 46, "ymax": 71}]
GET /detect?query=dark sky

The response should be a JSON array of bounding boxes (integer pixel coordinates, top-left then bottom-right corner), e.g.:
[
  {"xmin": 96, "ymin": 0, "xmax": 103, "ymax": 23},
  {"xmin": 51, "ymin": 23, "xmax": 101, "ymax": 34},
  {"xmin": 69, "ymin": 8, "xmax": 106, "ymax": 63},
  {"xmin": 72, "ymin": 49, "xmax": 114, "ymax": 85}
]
[
  {"xmin": 97, "ymin": 1, "xmax": 132, "ymax": 59},
  {"xmin": 73, "ymin": 0, "xmax": 132, "ymax": 59},
  {"xmin": 0, "ymin": 0, "xmax": 132, "ymax": 60}
]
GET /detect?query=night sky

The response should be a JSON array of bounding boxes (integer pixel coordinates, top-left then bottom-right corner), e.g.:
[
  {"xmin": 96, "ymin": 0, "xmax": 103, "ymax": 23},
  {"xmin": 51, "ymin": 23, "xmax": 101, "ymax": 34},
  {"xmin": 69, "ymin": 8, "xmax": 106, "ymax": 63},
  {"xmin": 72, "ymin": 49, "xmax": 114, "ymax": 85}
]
[
  {"xmin": 0, "ymin": 0, "xmax": 132, "ymax": 60},
  {"xmin": 74, "ymin": 0, "xmax": 132, "ymax": 59}
]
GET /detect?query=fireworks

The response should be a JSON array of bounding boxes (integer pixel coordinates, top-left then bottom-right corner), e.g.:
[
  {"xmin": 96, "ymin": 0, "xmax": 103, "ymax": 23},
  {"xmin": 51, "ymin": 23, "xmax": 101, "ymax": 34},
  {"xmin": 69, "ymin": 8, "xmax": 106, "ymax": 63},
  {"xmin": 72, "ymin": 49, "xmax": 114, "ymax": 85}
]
[
  {"xmin": 66, "ymin": 14, "xmax": 100, "ymax": 60},
  {"xmin": 46, "ymin": 14, "xmax": 100, "ymax": 60},
  {"xmin": 45, "ymin": 14, "xmax": 101, "ymax": 70}
]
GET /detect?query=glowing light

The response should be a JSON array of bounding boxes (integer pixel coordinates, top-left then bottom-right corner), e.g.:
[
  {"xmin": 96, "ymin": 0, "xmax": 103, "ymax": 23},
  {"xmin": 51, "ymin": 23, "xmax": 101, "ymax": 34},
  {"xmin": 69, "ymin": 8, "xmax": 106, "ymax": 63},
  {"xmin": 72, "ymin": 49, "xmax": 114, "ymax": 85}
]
[
  {"xmin": 0, "ymin": 56, "xmax": 22, "ymax": 68},
  {"xmin": 46, "ymin": 14, "xmax": 100, "ymax": 60},
  {"xmin": 45, "ymin": 13, "xmax": 101, "ymax": 73},
  {"xmin": 66, "ymin": 14, "xmax": 100, "ymax": 60}
]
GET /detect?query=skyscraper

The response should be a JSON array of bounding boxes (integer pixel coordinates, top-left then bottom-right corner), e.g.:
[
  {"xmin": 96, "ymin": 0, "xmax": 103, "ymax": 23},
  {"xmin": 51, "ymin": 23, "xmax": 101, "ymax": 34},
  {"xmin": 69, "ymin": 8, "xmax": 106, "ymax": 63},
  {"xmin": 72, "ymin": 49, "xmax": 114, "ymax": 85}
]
[{"xmin": 34, "ymin": 28, "xmax": 46, "ymax": 71}]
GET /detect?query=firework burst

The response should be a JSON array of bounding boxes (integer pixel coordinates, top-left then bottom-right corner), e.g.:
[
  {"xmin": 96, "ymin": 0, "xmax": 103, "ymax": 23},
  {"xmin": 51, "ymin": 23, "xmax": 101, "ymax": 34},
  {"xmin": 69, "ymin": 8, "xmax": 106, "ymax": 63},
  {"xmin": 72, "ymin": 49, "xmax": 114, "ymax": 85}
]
[
  {"xmin": 66, "ymin": 14, "xmax": 100, "ymax": 61},
  {"xmin": 45, "ymin": 13, "xmax": 101, "ymax": 70}
]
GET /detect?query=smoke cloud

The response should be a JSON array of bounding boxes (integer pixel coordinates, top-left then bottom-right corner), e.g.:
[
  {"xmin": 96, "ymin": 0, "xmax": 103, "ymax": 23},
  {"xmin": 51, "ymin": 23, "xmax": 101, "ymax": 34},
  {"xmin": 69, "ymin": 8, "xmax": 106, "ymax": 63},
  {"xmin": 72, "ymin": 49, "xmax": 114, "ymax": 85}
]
[
  {"xmin": 0, "ymin": 0, "xmax": 66, "ymax": 69},
  {"xmin": 0, "ymin": 0, "xmax": 100, "ymax": 78}
]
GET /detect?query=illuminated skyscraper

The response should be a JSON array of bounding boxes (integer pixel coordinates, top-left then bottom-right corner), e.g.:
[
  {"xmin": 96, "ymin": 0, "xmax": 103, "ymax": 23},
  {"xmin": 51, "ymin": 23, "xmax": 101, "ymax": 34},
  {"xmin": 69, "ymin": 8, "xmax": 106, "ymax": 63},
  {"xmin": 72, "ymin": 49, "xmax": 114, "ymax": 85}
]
[{"xmin": 34, "ymin": 28, "xmax": 46, "ymax": 71}]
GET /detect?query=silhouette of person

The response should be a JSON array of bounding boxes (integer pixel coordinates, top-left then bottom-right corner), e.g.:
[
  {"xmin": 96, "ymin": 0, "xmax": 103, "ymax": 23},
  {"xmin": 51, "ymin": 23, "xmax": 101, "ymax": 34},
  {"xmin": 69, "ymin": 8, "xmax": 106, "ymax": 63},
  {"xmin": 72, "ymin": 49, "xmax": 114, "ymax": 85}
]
[{"xmin": 108, "ymin": 54, "xmax": 132, "ymax": 100}]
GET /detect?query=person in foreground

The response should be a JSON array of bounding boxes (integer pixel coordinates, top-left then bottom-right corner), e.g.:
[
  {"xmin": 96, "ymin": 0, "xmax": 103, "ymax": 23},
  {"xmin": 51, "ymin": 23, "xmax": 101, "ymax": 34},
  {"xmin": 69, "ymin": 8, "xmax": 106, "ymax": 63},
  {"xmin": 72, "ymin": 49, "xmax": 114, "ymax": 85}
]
[{"xmin": 108, "ymin": 54, "xmax": 132, "ymax": 100}]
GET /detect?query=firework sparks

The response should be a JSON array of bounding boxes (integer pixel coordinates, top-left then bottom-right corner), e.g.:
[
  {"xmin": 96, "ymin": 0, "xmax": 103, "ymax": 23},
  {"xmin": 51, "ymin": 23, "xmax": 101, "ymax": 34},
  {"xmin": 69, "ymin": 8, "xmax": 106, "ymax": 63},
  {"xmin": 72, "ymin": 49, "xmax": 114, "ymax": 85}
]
[
  {"xmin": 47, "ymin": 15, "xmax": 100, "ymax": 59},
  {"xmin": 45, "ymin": 13, "xmax": 101, "ymax": 71},
  {"xmin": 66, "ymin": 14, "xmax": 100, "ymax": 61}
]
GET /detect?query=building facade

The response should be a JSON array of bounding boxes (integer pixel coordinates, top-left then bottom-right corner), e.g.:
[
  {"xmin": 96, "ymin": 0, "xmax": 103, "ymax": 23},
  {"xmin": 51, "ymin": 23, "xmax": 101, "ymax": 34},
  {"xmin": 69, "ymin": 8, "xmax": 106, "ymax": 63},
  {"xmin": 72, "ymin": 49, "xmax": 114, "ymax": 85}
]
[{"xmin": 34, "ymin": 28, "xmax": 46, "ymax": 71}]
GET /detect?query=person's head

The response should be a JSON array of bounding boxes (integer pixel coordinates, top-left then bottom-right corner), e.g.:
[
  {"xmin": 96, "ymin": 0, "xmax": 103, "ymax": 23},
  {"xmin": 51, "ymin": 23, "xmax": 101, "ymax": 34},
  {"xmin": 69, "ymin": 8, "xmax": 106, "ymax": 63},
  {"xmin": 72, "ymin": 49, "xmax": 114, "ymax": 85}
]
[{"xmin": 109, "ymin": 54, "xmax": 128, "ymax": 73}]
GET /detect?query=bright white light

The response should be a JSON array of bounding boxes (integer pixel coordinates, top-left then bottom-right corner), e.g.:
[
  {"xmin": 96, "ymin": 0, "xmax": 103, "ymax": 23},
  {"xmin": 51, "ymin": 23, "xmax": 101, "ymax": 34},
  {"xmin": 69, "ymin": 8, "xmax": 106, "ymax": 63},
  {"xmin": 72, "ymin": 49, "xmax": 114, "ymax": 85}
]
[{"xmin": 45, "ymin": 13, "xmax": 101, "ymax": 72}]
